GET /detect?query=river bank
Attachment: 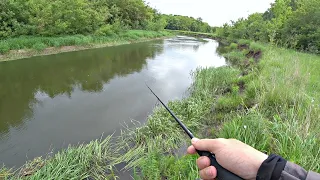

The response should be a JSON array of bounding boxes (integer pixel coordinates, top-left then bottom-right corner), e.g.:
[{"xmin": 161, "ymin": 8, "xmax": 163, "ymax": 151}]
[
  {"xmin": 119, "ymin": 39, "xmax": 320, "ymax": 179},
  {"xmin": 0, "ymin": 30, "xmax": 172, "ymax": 62},
  {"xmin": 1, "ymin": 36, "xmax": 319, "ymax": 179}
]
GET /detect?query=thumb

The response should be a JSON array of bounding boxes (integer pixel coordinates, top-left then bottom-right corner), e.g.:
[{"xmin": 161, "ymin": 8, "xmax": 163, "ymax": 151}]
[{"xmin": 191, "ymin": 138, "xmax": 225, "ymax": 154}]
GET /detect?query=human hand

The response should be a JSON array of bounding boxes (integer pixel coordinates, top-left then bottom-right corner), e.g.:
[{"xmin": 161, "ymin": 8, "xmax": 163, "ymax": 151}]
[{"xmin": 187, "ymin": 138, "xmax": 268, "ymax": 180}]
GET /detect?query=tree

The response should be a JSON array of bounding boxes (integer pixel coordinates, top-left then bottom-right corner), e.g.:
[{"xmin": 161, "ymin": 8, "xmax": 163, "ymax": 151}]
[
  {"xmin": 216, "ymin": 0, "xmax": 319, "ymax": 53},
  {"xmin": 164, "ymin": 15, "xmax": 212, "ymax": 33},
  {"xmin": 281, "ymin": 0, "xmax": 320, "ymax": 52}
]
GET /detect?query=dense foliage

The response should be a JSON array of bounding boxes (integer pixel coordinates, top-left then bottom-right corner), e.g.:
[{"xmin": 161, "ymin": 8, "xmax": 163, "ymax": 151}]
[
  {"xmin": 0, "ymin": 0, "xmax": 212, "ymax": 40},
  {"xmin": 163, "ymin": 15, "xmax": 213, "ymax": 33},
  {"xmin": 0, "ymin": 0, "xmax": 164, "ymax": 38},
  {"xmin": 217, "ymin": 0, "xmax": 320, "ymax": 53}
]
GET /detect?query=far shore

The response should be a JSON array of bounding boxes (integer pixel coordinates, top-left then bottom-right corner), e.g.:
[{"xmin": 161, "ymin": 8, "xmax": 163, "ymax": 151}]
[{"xmin": 0, "ymin": 36, "xmax": 171, "ymax": 62}]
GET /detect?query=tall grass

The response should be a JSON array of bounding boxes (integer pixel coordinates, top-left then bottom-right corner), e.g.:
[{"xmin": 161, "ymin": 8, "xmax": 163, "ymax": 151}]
[
  {"xmin": 0, "ymin": 30, "xmax": 172, "ymax": 55},
  {"xmin": 2, "ymin": 136, "xmax": 118, "ymax": 179},
  {"xmin": 217, "ymin": 43, "xmax": 320, "ymax": 172}
]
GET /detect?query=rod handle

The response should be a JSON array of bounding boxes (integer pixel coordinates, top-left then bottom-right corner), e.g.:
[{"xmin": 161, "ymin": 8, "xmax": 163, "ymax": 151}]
[{"xmin": 197, "ymin": 150, "xmax": 244, "ymax": 180}]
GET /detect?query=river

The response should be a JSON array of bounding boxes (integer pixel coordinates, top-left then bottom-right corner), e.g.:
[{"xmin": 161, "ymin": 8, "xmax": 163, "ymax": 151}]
[{"xmin": 0, "ymin": 36, "xmax": 225, "ymax": 168}]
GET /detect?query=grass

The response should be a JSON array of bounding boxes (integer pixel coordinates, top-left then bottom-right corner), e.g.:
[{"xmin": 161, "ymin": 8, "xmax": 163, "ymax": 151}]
[
  {"xmin": 1, "ymin": 37, "xmax": 320, "ymax": 179},
  {"xmin": 0, "ymin": 30, "xmax": 172, "ymax": 61},
  {"xmin": 222, "ymin": 51, "xmax": 246, "ymax": 64},
  {"xmin": 1, "ymin": 136, "xmax": 118, "ymax": 180},
  {"xmin": 217, "ymin": 43, "xmax": 320, "ymax": 171}
]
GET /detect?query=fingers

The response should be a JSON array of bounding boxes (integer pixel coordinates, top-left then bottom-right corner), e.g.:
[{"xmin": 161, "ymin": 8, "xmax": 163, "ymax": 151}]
[
  {"xmin": 187, "ymin": 145, "xmax": 197, "ymax": 154},
  {"xmin": 188, "ymin": 138, "xmax": 222, "ymax": 179},
  {"xmin": 199, "ymin": 166, "xmax": 217, "ymax": 180},
  {"xmin": 196, "ymin": 156, "xmax": 211, "ymax": 170},
  {"xmin": 191, "ymin": 138, "xmax": 225, "ymax": 154}
]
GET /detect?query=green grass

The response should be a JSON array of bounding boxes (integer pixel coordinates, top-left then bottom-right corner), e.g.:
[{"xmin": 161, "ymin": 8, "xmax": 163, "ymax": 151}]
[
  {"xmin": 1, "ymin": 136, "xmax": 118, "ymax": 179},
  {"xmin": 249, "ymin": 42, "xmax": 266, "ymax": 52},
  {"xmin": 133, "ymin": 152, "xmax": 199, "ymax": 180},
  {"xmin": 222, "ymin": 51, "xmax": 246, "ymax": 64},
  {"xmin": 237, "ymin": 39, "xmax": 251, "ymax": 46},
  {"xmin": 217, "ymin": 43, "xmax": 320, "ymax": 171},
  {"xmin": 0, "ymin": 30, "xmax": 172, "ymax": 55}
]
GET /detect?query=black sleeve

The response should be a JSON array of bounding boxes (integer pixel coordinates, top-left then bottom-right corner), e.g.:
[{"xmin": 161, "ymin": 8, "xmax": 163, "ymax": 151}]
[
  {"xmin": 256, "ymin": 154, "xmax": 287, "ymax": 180},
  {"xmin": 256, "ymin": 154, "xmax": 320, "ymax": 180}
]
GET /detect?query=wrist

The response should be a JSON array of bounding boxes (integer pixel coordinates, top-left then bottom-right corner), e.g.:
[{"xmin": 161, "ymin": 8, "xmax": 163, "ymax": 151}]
[{"xmin": 250, "ymin": 153, "xmax": 268, "ymax": 179}]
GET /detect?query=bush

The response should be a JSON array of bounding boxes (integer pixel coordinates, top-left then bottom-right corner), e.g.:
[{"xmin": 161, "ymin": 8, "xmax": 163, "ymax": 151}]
[
  {"xmin": 229, "ymin": 43, "xmax": 238, "ymax": 50},
  {"xmin": 0, "ymin": 42, "xmax": 10, "ymax": 54},
  {"xmin": 94, "ymin": 25, "xmax": 114, "ymax": 36}
]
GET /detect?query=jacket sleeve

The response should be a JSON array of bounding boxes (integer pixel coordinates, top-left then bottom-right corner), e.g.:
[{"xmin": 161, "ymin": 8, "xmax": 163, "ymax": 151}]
[{"xmin": 280, "ymin": 161, "xmax": 320, "ymax": 180}]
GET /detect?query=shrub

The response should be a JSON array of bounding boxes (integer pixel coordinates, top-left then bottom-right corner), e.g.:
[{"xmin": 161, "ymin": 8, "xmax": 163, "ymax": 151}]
[
  {"xmin": 94, "ymin": 25, "xmax": 114, "ymax": 36},
  {"xmin": 229, "ymin": 43, "xmax": 238, "ymax": 50},
  {"xmin": 0, "ymin": 43, "xmax": 10, "ymax": 54}
]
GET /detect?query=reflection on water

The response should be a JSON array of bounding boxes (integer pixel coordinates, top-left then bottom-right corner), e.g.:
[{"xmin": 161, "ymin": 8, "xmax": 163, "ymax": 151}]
[{"xmin": 0, "ymin": 36, "xmax": 225, "ymax": 167}]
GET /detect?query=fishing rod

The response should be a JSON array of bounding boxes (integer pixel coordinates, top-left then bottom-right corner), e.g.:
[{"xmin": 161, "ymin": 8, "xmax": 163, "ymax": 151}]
[{"xmin": 146, "ymin": 84, "xmax": 243, "ymax": 180}]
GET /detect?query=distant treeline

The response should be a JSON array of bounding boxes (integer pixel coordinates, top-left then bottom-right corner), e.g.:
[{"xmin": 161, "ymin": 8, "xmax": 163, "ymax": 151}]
[
  {"xmin": 216, "ymin": 0, "xmax": 320, "ymax": 53},
  {"xmin": 163, "ymin": 15, "xmax": 213, "ymax": 33},
  {"xmin": 0, "ymin": 0, "xmax": 213, "ymax": 39}
]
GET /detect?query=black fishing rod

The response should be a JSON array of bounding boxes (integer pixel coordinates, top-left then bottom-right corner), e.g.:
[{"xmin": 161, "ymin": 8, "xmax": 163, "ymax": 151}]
[{"xmin": 146, "ymin": 84, "xmax": 243, "ymax": 180}]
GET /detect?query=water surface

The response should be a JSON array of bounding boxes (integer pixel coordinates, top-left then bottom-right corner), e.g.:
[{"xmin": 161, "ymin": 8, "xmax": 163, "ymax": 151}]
[{"xmin": 0, "ymin": 36, "xmax": 225, "ymax": 167}]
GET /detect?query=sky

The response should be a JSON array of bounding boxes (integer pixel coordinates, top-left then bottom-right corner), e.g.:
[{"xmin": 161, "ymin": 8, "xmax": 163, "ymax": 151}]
[{"xmin": 145, "ymin": 0, "xmax": 275, "ymax": 26}]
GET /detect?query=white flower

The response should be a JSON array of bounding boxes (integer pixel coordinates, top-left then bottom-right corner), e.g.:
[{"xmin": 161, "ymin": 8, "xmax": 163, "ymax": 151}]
[{"xmin": 244, "ymin": 125, "xmax": 247, "ymax": 129}]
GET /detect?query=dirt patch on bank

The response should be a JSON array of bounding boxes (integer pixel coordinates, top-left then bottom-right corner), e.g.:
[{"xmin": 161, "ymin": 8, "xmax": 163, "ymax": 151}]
[{"xmin": 246, "ymin": 50, "xmax": 262, "ymax": 62}]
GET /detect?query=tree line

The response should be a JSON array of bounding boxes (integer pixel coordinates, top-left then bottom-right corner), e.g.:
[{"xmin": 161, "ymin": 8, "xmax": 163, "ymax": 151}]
[
  {"xmin": 0, "ymin": 0, "xmax": 212, "ymax": 39},
  {"xmin": 163, "ymin": 15, "xmax": 213, "ymax": 33},
  {"xmin": 216, "ymin": 0, "xmax": 320, "ymax": 53}
]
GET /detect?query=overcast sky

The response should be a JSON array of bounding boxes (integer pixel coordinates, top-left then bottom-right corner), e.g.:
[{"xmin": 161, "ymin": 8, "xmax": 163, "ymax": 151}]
[{"xmin": 145, "ymin": 0, "xmax": 275, "ymax": 26}]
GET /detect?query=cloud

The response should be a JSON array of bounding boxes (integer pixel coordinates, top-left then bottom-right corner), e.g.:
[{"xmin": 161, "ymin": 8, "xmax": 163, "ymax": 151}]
[{"xmin": 146, "ymin": 0, "xmax": 275, "ymax": 26}]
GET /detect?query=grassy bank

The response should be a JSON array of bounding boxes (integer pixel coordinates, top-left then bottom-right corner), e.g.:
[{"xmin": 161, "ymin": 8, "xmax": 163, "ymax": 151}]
[
  {"xmin": 0, "ymin": 30, "xmax": 172, "ymax": 61},
  {"xmin": 1, "ymin": 38, "xmax": 319, "ymax": 179},
  {"xmin": 116, "ymin": 39, "xmax": 320, "ymax": 179}
]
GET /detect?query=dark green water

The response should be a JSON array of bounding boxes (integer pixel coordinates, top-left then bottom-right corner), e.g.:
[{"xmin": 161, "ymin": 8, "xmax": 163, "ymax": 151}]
[{"xmin": 0, "ymin": 36, "xmax": 225, "ymax": 168}]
